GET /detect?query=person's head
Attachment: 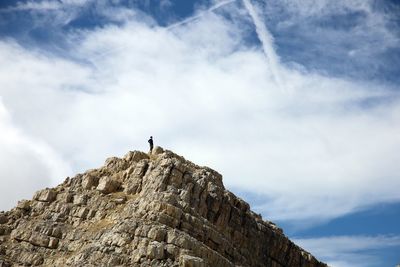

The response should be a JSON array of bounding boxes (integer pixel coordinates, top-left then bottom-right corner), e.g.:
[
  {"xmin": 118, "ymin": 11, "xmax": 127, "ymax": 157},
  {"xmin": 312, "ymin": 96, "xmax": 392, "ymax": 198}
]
[{"xmin": 150, "ymin": 136, "xmax": 153, "ymax": 139}]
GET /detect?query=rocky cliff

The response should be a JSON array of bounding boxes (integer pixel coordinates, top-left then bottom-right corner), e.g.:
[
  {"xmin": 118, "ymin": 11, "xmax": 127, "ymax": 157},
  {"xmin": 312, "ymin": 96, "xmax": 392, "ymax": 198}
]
[{"xmin": 0, "ymin": 147, "xmax": 327, "ymax": 267}]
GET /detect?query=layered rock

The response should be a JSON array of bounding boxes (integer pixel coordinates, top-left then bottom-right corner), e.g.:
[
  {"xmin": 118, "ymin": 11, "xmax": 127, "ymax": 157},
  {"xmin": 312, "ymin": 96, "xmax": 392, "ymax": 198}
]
[{"xmin": 0, "ymin": 147, "xmax": 327, "ymax": 267}]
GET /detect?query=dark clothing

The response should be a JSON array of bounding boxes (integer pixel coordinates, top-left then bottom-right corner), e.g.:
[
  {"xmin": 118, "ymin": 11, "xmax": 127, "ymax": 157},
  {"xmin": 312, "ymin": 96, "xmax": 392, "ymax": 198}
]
[{"xmin": 148, "ymin": 137, "xmax": 154, "ymax": 152}]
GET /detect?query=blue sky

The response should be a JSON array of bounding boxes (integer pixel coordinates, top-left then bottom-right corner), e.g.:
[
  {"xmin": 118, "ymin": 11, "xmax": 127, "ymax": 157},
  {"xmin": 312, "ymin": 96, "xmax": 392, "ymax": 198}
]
[{"xmin": 0, "ymin": 0, "xmax": 399, "ymax": 266}]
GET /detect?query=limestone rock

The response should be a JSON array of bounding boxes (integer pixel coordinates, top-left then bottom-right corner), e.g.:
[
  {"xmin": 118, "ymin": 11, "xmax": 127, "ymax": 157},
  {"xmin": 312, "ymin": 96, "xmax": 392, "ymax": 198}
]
[
  {"xmin": 0, "ymin": 214, "xmax": 7, "ymax": 224},
  {"xmin": 180, "ymin": 255, "xmax": 205, "ymax": 267},
  {"xmin": 147, "ymin": 241, "xmax": 165, "ymax": 259},
  {"xmin": 96, "ymin": 176, "xmax": 120, "ymax": 194},
  {"xmin": 81, "ymin": 174, "xmax": 98, "ymax": 189},
  {"xmin": 0, "ymin": 147, "xmax": 327, "ymax": 267},
  {"xmin": 152, "ymin": 146, "xmax": 164, "ymax": 155},
  {"xmin": 34, "ymin": 189, "xmax": 57, "ymax": 202},
  {"xmin": 124, "ymin": 150, "xmax": 149, "ymax": 162},
  {"xmin": 16, "ymin": 200, "xmax": 31, "ymax": 210}
]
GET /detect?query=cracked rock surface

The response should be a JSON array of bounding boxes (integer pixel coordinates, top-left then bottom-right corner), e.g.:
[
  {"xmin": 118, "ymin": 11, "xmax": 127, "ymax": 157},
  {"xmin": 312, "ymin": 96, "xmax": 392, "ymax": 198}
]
[{"xmin": 0, "ymin": 147, "xmax": 327, "ymax": 267}]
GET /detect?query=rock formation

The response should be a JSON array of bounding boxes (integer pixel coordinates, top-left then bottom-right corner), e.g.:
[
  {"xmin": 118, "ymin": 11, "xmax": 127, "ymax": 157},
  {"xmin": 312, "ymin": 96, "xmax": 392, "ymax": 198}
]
[{"xmin": 0, "ymin": 147, "xmax": 327, "ymax": 266}]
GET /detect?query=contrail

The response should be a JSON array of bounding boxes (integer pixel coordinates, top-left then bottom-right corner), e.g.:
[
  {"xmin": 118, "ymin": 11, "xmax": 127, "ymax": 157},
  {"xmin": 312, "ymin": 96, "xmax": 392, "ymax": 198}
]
[
  {"xmin": 242, "ymin": 0, "xmax": 282, "ymax": 87},
  {"xmin": 91, "ymin": 0, "xmax": 283, "ymax": 89},
  {"xmin": 167, "ymin": 0, "xmax": 236, "ymax": 30}
]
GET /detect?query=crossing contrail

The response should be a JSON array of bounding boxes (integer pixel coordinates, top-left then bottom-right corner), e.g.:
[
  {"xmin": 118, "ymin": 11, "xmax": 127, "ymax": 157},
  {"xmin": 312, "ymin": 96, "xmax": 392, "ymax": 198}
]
[
  {"xmin": 91, "ymin": 0, "xmax": 236, "ymax": 61},
  {"xmin": 167, "ymin": 0, "xmax": 236, "ymax": 30}
]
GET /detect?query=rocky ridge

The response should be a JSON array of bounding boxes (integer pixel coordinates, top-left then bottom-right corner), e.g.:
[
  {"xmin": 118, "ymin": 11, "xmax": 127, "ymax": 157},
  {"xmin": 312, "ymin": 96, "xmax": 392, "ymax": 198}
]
[{"xmin": 0, "ymin": 147, "xmax": 328, "ymax": 266}]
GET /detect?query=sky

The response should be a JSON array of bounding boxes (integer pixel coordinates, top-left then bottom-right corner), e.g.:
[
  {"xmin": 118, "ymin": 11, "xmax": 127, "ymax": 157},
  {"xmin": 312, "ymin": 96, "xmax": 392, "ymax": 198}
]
[{"xmin": 0, "ymin": 0, "xmax": 399, "ymax": 266}]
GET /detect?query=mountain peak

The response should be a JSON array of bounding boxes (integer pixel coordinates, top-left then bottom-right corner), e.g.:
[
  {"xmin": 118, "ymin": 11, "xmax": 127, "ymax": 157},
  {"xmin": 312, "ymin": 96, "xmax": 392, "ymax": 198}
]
[{"xmin": 0, "ymin": 147, "xmax": 327, "ymax": 266}]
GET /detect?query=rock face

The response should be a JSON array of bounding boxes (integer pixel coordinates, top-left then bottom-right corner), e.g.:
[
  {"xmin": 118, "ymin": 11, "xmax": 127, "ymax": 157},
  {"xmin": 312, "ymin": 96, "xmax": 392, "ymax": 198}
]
[{"xmin": 0, "ymin": 147, "xmax": 327, "ymax": 267}]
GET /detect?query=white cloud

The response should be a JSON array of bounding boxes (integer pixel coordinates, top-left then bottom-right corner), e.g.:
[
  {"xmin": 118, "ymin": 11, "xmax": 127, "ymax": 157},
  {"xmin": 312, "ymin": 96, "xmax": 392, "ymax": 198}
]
[
  {"xmin": 13, "ymin": 1, "xmax": 62, "ymax": 11},
  {"xmin": 0, "ymin": 98, "xmax": 72, "ymax": 210},
  {"xmin": 293, "ymin": 235, "xmax": 400, "ymax": 267},
  {"xmin": 97, "ymin": 6, "xmax": 137, "ymax": 23},
  {"xmin": 0, "ymin": 1, "xmax": 399, "ymax": 227}
]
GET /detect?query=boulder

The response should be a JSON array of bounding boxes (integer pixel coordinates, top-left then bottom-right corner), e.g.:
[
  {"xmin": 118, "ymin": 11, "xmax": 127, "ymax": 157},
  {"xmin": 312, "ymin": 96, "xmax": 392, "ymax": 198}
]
[
  {"xmin": 0, "ymin": 214, "xmax": 7, "ymax": 225},
  {"xmin": 152, "ymin": 146, "xmax": 164, "ymax": 155},
  {"xmin": 73, "ymin": 194, "xmax": 88, "ymax": 206},
  {"xmin": 124, "ymin": 151, "xmax": 149, "ymax": 162},
  {"xmin": 82, "ymin": 175, "xmax": 99, "ymax": 189},
  {"xmin": 147, "ymin": 241, "xmax": 165, "ymax": 260},
  {"xmin": 96, "ymin": 176, "xmax": 120, "ymax": 194},
  {"xmin": 180, "ymin": 255, "xmax": 205, "ymax": 267},
  {"xmin": 33, "ymin": 189, "xmax": 57, "ymax": 202},
  {"xmin": 16, "ymin": 200, "xmax": 31, "ymax": 210}
]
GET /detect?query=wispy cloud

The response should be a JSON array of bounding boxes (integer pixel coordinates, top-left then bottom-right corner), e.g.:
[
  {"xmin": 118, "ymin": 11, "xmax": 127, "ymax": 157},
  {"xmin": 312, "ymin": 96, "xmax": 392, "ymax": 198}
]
[
  {"xmin": 5, "ymin": 0, "xmax": 90, "ymax": 11},
  {"xmin": 9, "ymin": 1, "xmax": 62, "ymax": 11},
  {"xmin": 293, "ymin": 235, "xmax": 400, "ymax": 267},
  {"xmin": 0, "ymin": 0, "xmax": 90, "ymax": 29}
]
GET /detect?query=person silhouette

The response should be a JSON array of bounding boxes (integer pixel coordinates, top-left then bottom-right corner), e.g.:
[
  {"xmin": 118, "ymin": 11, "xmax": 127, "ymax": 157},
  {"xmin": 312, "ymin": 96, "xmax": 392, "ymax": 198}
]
[{"xmin": 148, "ymin": 136, "xmax": 154, "ymax": 152}]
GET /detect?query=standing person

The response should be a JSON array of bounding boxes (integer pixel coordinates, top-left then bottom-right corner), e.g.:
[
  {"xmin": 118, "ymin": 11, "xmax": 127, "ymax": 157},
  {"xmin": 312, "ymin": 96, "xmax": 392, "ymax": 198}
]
[{"xmin": 148, "ymin": 136, "xmax": 154, "ymax": 152}]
